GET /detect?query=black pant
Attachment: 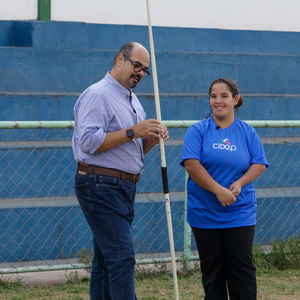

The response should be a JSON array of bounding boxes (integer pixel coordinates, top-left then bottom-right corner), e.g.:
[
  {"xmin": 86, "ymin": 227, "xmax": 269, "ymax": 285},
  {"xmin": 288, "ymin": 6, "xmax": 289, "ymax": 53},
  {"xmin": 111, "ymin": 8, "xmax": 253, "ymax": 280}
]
[{"xmin": 192, "ymin": 226, "xmax": 256, "ymax": 300}]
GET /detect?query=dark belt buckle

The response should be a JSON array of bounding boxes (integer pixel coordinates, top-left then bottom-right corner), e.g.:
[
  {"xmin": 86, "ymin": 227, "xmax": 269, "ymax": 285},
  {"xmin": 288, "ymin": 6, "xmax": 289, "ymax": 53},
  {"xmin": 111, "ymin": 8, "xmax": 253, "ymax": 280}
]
[{"xmin": 132, "ymin": 174, "xmax": 138, "ymax": 183}]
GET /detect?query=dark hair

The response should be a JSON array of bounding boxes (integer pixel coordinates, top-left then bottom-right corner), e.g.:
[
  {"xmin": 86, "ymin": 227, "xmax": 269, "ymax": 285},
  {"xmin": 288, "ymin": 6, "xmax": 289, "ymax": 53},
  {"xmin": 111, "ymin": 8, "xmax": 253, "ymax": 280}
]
[
  {"xmin": 209, "ymin": 78, "xmax": 244, "ymax": 116},
  {"xmin": 113, "ymin": 42, "xmax": 135, "ymax": 65}
]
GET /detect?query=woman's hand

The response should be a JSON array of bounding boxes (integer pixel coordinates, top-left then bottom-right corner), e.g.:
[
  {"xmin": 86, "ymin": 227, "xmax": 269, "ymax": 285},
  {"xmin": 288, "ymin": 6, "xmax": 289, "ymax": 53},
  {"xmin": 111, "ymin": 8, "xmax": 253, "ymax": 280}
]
[
  {"xmin": 215, "ymin": 186, "xmax": 237, "ymax": 207},
  {"xmin": 229, "ymin": 181, "xmax": 242, "ymax": 197},
  {"xmin": 185, "ymin": 159, "xmax": 236, "ymax": 207}
]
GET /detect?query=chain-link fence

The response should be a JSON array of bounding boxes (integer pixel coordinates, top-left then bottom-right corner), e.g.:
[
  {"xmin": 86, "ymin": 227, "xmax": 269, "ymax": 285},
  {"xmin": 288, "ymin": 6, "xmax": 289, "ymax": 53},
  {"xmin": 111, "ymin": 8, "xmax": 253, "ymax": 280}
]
[{"xmin": 0, "ymin": 121, "xmax": 299, "ymax": 274}]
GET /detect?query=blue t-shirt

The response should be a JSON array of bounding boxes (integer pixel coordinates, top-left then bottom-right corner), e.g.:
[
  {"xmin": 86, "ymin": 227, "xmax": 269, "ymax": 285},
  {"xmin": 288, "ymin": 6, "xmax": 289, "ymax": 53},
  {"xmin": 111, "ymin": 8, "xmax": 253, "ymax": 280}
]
[{"xmin": 180, "ymin": 117, "xmax": 269, "ymax": 229}]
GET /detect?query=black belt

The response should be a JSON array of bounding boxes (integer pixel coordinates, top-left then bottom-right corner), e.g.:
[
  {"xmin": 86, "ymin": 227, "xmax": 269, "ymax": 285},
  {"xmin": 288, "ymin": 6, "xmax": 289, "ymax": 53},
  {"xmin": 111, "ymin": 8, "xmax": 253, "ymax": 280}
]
[{"xmin": 77, "ymin": 163, "xmax": 140, "ymax": 183}]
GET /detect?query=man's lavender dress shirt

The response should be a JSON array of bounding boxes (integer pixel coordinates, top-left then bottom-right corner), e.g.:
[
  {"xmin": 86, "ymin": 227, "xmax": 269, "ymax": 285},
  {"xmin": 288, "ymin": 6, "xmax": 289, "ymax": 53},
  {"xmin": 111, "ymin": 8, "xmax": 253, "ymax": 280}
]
[{"xmin": 72, "ymin": 72, "xmax": 146, "ymax": 174}]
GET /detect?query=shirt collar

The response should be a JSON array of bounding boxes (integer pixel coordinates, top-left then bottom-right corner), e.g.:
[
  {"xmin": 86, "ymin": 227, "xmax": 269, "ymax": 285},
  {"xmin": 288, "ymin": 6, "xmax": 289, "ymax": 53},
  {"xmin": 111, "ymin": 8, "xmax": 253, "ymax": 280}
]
[{"xmin": 105, "ymin": 72, "xmax": 132, "ymax": 100}]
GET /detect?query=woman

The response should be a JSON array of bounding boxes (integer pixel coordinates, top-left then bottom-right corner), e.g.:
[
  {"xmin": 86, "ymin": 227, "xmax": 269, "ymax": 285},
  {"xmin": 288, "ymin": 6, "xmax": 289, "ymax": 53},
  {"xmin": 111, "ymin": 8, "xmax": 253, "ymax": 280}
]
[{"xmin": 180, "ymin": 78, "xmax": 269, "ymax": 299}]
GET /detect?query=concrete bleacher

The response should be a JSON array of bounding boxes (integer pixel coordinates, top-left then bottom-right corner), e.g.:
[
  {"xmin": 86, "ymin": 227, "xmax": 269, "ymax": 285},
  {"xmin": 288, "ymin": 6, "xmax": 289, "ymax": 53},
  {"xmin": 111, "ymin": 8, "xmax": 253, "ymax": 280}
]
[{"xmin": 0, "ymin": 20, "xmax": 299, "ymax": 263}]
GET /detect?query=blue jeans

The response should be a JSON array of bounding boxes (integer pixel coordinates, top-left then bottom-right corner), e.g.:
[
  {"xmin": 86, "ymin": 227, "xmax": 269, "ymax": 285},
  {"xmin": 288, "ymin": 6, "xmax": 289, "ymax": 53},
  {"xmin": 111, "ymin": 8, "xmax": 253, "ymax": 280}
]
[{"xmin": 75, "ymin": 173, "xmax": 137, "ymax": 300}]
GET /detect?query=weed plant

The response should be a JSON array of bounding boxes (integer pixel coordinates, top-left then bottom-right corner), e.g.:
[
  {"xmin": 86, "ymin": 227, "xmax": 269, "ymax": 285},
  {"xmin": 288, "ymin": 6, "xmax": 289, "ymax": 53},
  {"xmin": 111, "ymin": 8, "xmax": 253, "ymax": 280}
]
[
  {"xmin": 77, "ymin": 248, "xmax": 93, "ymax": 273},
  {"xmin": 253, "ymin": 234, "xmax": 300, "ymax": 270},
  {"xmin": 0, "ymin": 276, "xmax": 22, "ymax": 289}
]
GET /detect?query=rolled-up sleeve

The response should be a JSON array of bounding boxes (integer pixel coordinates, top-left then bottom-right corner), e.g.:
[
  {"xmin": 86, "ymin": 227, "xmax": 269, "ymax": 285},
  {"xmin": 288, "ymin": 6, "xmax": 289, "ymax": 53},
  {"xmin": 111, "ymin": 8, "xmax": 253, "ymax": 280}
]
[{"xmin": 77, "ymin": 92, "xmax": 108, "ymax": 154}]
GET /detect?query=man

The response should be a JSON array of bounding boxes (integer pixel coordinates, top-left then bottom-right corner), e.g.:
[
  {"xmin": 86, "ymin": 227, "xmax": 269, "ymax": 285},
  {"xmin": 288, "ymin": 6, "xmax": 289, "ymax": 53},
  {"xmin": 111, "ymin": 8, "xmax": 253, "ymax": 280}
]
[{"xmin": 72, "ymin": 42, "xmax": 169, "ymax": 300}]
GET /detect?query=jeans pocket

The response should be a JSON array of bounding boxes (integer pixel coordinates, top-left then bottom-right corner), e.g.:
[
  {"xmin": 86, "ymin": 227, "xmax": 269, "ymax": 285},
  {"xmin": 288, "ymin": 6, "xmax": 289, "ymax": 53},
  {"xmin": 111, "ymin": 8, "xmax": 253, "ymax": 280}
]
[
  {"xmin": 74, "ymin": 182, "xmax": 94, "ymax": 216},
  {"xmin": 98, "ymin": 175, "xmax": 122, "ymax": 188}
]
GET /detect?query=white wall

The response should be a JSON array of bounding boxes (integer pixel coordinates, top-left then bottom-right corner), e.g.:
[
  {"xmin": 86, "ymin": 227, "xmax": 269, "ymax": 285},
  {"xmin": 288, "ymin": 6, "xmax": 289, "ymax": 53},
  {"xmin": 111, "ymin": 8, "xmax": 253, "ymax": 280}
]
[
  {"xmin": 0, "ymin": 0, "xmax": 37, "ymax": 20},
  {"xmin": 1, "ymin": 0, "xmax": 300, "ymax": 32}
]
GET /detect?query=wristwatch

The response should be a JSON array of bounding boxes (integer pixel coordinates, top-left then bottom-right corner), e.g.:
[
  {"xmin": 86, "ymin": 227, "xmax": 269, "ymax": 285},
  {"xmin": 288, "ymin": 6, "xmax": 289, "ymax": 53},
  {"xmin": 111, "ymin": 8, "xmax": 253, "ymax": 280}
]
[{"xmin": 126, "ymin": 129, "xmax": 134, "ymax": 140}]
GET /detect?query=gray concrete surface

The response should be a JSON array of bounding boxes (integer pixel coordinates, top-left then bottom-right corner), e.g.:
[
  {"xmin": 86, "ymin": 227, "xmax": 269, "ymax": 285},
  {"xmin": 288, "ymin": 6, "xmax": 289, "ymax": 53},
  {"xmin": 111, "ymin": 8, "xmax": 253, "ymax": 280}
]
[{"xmin": 1, "ymin": 269, "xmax": 90, "ymax": 286}]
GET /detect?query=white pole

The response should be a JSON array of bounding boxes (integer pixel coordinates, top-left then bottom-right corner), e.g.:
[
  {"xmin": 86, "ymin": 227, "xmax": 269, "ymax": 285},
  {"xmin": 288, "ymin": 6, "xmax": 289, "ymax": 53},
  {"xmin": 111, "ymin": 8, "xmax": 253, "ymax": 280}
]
[{"xmin": 145, "ymin": 1, "xmax": 180, "ymax": 299}]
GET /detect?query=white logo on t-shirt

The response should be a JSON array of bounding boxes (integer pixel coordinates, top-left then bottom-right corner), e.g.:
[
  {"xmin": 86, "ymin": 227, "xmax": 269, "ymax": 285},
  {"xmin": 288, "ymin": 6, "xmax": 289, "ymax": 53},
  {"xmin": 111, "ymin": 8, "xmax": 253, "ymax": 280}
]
[{"xmin": 212, "ymin": 138, "xmax": 237, "ymax": 151}]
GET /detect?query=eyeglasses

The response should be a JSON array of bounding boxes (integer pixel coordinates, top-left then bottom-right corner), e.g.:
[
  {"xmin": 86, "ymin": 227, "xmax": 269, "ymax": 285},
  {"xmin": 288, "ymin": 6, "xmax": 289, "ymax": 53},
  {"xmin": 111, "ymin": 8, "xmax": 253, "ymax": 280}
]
[{"xmin": 123, "ymin": 54, "xmax": 150, "ymax": 78}]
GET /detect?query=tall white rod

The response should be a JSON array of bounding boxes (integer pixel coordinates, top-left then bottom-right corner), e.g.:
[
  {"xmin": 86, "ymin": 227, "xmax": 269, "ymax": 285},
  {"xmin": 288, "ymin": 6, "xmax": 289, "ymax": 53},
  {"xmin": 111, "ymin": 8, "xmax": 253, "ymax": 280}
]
[{"xmin": 145, "ymin": 1, "xmax": 180, "ymax": 299}]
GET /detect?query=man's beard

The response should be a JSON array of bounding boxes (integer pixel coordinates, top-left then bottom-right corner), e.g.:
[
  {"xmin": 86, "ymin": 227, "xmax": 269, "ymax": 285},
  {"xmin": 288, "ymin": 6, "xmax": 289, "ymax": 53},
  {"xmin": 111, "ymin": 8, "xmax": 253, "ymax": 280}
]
[
  {"xmin": 128, "ymin": 80, "xmax": 138, "ymax": 89},
  {"xmin": 128, "ymin": 74, "xmax": 141, "ymax": 89}
]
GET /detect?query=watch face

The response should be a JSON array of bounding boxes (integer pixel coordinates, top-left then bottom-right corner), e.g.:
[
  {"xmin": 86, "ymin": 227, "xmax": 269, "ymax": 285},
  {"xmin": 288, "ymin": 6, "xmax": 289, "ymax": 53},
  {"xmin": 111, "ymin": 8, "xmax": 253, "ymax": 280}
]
[{"xmin": 126, "ymin": 129, "xmax": 134, "ymax": 139}]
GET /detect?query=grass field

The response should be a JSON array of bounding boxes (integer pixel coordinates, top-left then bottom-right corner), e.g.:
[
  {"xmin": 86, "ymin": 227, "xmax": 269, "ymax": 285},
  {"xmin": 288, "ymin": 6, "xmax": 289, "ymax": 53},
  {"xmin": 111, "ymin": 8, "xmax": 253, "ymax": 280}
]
[
  {"xmin": 1, "ymin": 236, "xmax": 299, "ymax": 299},
  {"xmin": 0, "ymin": 269, "xmax": 299, "ymax": 299}
]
